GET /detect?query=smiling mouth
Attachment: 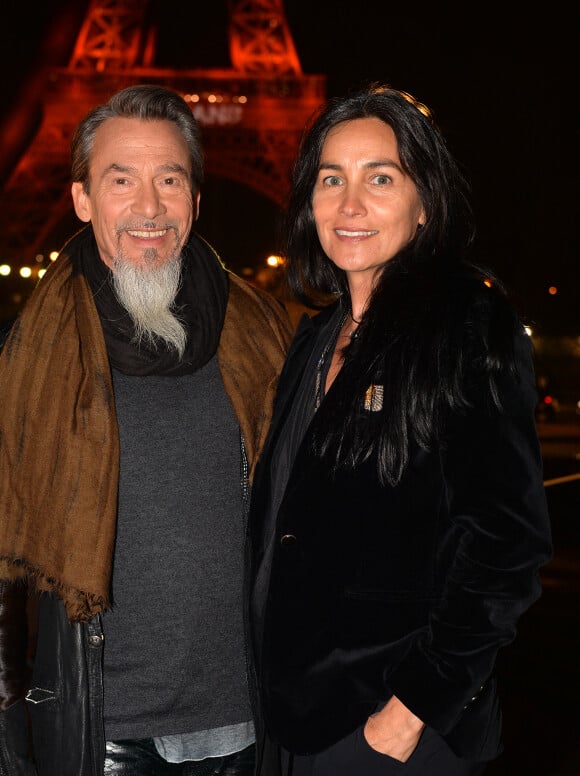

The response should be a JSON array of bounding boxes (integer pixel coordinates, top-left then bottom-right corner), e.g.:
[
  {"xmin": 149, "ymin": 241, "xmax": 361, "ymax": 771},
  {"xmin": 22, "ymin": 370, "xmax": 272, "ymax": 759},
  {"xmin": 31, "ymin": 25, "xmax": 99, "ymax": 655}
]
[
  {"xmin": 335, "ymin": 229, "xmax": 378, "ymax": 237},
  {"xmin": 126, "ymin": 229, "xmax": 168, "ymax": 239}
]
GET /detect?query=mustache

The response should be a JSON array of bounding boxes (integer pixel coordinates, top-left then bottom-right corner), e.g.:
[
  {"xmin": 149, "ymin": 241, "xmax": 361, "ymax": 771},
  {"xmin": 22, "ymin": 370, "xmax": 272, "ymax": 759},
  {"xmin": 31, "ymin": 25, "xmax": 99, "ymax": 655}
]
[{"xmin": 116, "ymin": 221, "xmax": 179, "ymax": 234}]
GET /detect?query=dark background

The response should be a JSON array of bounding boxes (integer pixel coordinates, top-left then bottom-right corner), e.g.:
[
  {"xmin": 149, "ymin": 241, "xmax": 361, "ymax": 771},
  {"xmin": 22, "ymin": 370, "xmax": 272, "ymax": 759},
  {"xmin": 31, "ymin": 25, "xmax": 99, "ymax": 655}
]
[
  {"xmin": 0, "ymin": 0, "xmax": 576, "ymax": 335},
  {"xmin": 1, "ymin": 5, "xmax": 579, "ymax": 774}
]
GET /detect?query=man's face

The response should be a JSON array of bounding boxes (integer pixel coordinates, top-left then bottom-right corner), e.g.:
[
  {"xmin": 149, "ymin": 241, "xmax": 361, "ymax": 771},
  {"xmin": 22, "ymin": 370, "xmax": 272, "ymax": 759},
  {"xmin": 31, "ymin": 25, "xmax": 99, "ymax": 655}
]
[{"xmin": 71, "ymin": 116, "xmax": 199, "ymax": 271}]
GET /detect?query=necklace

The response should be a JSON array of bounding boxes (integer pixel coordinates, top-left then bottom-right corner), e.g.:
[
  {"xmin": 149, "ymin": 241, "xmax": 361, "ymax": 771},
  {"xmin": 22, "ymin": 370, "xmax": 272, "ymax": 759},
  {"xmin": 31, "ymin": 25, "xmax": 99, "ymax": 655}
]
[
  {"xmin": 348, "ymin": 310, "xmax": 362, "ymax": 340},
  {"xmin": 315, "ymin": 311, "xmax": 348, "ymax": 409}
]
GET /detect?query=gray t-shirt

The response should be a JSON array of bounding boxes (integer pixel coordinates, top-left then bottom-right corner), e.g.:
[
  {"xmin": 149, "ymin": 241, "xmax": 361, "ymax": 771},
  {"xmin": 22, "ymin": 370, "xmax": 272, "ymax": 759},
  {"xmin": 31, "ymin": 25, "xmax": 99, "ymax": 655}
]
[{"xmin": 103, "ymin": 356, "xmax": 253, "ymax": 756}]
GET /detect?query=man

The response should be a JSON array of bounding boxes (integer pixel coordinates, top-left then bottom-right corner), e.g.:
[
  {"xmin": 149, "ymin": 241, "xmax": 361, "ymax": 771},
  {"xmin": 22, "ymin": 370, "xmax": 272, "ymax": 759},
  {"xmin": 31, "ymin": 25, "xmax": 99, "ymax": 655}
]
[{"xmin": 0, "ymin": 84, "xmax": 293, "ymax": 776}]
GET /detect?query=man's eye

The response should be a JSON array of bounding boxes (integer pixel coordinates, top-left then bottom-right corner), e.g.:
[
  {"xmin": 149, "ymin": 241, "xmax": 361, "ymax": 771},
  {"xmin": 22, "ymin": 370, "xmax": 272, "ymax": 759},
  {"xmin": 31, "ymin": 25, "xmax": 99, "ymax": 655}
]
[{"xmin": 113, "ymin": 178, "xmax": 128, "ymax": 185}]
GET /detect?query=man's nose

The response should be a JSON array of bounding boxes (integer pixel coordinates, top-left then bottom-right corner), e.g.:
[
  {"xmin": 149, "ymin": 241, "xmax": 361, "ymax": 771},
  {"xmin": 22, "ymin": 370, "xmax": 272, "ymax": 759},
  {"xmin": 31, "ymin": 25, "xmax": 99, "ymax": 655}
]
[{"xmin": 132, "ymin": 182, "xmax": 166, "ymax": 218}]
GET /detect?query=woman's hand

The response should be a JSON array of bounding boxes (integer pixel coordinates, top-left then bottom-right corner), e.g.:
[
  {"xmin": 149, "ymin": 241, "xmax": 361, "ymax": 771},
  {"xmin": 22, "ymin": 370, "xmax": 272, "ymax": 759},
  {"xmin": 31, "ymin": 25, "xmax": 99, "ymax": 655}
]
[{"xmin": 363, "ymin": 695, "xmax": 425, "ymax": 762}]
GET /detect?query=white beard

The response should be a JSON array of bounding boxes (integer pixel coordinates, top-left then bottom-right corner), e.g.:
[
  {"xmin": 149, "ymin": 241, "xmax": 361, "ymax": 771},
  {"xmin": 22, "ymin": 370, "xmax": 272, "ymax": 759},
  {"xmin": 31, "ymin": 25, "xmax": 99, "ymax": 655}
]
[{"xmin": 111, "ymin": 246, "xmax": 187, "ymax": 358}]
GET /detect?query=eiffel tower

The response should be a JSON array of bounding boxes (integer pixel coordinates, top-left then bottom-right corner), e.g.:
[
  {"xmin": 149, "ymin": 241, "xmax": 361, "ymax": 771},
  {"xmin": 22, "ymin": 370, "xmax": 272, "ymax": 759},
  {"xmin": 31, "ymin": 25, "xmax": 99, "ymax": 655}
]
[{"xmin": 0, "ymin": 0, "xmax": 326, "ymax": 279}]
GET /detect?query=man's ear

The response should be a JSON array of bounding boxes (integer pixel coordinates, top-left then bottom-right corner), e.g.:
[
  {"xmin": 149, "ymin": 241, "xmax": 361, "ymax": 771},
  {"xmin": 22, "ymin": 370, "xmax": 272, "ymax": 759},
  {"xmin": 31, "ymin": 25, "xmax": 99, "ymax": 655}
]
[
  {"xmin": 193, "ymin": 191, "xmax": 201, "ymax": 222},
  {"xmin": 71, "ymin": 182, "xmax": 91, "ymax": 223}
]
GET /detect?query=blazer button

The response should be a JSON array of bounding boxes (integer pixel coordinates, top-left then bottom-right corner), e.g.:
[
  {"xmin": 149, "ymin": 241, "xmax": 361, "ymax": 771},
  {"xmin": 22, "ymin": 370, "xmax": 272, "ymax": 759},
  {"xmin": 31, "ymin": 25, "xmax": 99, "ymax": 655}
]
[{"xmin": 280, "ymin": 533, "xmax": 297, "ymax": 546}]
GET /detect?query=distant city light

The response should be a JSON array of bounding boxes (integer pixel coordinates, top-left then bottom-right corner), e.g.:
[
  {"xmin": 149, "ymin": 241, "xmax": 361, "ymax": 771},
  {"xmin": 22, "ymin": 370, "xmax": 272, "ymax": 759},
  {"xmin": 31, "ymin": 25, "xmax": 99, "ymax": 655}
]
[
  {"xmin": 38, "ymin": 269, "xmax": 47, "ymax": 279},
  {"xmin": 524, "ymin": 326, "xmax": 533, "ymax": 336},
  {"xmin": 266, "ymin": 254, "xmax": 284, "ymax": 267},
  {"xmin": 19, "ymin": 266, "xmax": 32, "ymax": 278},
  {"xmin": 0, "ymin": 264, "xmax": 10, "ymax": 276},
  {"xmin": 49, "ymin": 251, "xmax": 59, "ymax": 261},
  {"xmin": 548, "ymin": 286, "xmax": 558, "ymax": 295}
]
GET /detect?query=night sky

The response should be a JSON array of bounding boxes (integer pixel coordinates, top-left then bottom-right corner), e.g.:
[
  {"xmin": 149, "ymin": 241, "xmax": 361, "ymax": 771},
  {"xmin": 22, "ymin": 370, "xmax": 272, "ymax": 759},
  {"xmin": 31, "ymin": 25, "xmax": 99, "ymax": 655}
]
[{"xmin": 1, "ymin": 0, "xmax": 575, "ymax": 334}]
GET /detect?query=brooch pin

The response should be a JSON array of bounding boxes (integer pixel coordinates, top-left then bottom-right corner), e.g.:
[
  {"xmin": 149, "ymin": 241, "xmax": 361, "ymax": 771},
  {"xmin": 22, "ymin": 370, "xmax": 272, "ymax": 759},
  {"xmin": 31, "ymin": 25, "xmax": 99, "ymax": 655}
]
[{"xmin": 364, "ymin": 384, "xmax": 384, "ymax": 412}]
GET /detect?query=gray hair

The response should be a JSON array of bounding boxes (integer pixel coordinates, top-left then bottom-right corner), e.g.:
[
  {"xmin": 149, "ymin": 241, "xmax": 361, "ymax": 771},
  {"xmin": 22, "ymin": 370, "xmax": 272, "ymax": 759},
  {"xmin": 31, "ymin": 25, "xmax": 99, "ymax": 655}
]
[{"xmin": 71, "ymin": 84, "xmax": 204, "ymax": 193}]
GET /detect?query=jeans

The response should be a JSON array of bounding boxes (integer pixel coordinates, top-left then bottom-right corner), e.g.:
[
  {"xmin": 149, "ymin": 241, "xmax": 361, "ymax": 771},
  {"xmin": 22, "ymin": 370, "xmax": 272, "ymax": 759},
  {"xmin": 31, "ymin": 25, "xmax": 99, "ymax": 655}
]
[
  {"xmin": 104, "ymin": 738, "xmax": 255, "ymax": 776},
  {"xmin": 287, "ymin": 726, "xmax": 487, "ymax": 776}
]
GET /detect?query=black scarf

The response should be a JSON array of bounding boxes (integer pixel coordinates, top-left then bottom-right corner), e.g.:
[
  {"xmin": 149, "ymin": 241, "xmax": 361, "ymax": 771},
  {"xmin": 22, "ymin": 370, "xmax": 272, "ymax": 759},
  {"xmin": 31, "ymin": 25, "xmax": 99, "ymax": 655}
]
[{"xmin": 67, "ymin": 225, "xmax": 228, "ymax": 375}]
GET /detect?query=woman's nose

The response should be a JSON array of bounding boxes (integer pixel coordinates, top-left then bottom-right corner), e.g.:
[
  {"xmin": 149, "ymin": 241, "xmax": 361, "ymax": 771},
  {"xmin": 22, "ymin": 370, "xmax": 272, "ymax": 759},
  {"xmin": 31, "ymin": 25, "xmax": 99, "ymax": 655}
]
[{"xmin": 338, "ymin": 186, "xmax": 367, "ymax": 216}]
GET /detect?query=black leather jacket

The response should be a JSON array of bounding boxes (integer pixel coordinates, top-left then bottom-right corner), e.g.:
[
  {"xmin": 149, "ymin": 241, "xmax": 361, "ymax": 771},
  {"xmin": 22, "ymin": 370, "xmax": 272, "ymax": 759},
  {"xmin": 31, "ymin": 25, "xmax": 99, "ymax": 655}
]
[{"xmin": 21, "ymin": 597, "xmax": 105, "ymax": 775}]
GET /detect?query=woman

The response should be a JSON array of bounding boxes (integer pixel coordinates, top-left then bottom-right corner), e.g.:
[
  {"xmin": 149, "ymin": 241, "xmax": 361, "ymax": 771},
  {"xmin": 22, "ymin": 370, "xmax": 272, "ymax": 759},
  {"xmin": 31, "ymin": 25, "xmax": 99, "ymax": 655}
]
[{"xmin": 246, "ymin": 85, "xmax": 552, "ymax": 775}]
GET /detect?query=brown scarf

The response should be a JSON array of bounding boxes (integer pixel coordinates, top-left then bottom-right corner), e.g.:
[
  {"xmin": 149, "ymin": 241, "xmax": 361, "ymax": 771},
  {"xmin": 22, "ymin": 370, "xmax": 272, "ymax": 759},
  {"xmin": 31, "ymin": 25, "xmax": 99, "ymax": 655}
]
[{"xmin": 0, "ymin": 228, "xmax": 229, "ymax": 621}]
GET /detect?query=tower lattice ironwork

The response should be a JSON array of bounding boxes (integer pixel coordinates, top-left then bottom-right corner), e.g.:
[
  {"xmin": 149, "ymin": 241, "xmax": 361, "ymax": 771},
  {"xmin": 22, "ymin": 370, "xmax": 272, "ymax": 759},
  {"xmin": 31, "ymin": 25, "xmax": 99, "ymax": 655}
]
[{"xmin": 0, "ymin": 0, "xmax": 325, "ymax": 267}]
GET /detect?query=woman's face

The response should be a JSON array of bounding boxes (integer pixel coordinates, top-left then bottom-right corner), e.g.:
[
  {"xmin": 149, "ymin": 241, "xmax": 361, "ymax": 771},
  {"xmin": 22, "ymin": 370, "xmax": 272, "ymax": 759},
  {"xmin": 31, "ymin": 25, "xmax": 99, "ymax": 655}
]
[{"xmin": 312, "ymin": 117, "xmax": 425, "ymax": 288}]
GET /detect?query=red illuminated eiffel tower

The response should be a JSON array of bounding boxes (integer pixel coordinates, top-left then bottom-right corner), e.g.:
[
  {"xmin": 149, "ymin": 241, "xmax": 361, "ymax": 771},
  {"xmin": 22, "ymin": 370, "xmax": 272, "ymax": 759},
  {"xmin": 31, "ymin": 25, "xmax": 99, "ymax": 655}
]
[{"xmin": 0, "ymin": 0, "xmax": 326, "ymax": 268}]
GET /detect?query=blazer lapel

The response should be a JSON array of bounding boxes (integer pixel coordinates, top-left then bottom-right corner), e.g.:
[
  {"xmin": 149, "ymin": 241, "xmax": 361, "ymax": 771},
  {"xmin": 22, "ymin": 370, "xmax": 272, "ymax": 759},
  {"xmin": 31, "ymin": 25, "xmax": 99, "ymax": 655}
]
[{"xmin": 261, "ymin": 305, "xmax": 337, "ymax": 459}]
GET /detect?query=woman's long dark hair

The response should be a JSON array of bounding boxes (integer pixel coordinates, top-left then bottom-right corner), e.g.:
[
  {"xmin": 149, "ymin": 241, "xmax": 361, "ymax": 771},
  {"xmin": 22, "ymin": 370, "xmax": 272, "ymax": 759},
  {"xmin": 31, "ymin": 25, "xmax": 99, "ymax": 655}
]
[{"xmin": 284, "ymin": 84, "xmax": 519, "ymax": 485}]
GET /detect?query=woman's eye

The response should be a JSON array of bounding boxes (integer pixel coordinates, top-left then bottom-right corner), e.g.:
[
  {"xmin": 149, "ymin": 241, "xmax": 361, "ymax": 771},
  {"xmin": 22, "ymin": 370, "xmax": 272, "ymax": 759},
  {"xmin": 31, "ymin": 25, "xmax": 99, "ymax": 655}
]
[
  {"xmin": 372, "ymin": 174, "xmax": 391, "ymax": 185},
  {"xmin": 323, "ymin": 175, "xmax": 342, "ymax": 187}
]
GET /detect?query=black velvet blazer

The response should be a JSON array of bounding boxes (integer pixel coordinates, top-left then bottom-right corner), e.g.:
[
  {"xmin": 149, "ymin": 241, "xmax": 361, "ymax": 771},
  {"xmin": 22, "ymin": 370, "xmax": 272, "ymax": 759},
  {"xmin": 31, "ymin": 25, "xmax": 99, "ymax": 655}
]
[{"xmin": 247, "ymin": 298, "xmax": 552, "ymax": 763}]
